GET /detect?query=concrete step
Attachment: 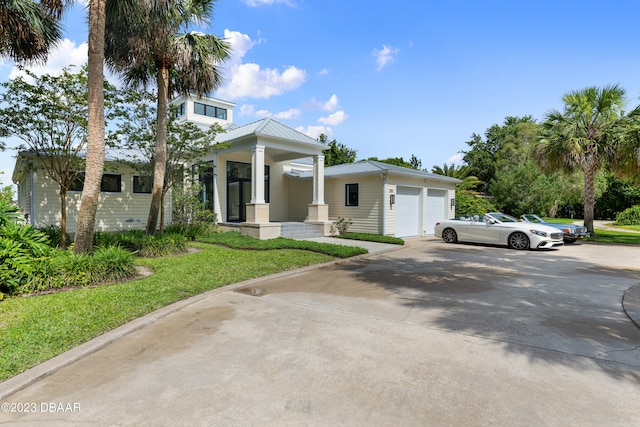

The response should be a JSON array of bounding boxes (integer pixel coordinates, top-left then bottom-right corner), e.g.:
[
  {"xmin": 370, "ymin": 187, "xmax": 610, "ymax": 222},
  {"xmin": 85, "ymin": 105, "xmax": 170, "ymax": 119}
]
[{"xmin": 279, "ymin": 222, "xmax": 324, "ymax": 239}]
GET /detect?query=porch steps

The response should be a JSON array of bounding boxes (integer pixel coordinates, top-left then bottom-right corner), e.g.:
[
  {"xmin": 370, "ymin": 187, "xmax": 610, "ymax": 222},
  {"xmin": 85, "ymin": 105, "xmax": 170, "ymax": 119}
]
[{"xmin": 279, "ymin": 222, "xmax": 324, "ymax": 239}]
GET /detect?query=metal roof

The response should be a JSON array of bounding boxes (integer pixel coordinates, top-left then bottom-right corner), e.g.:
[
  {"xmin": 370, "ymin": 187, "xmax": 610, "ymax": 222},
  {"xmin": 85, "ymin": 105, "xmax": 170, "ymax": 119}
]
[
  {"xmin": 289, "ymin": 160, "xmax": 462, "ymax": 184},
  {"xmin": 216, "ymin": 118, "xmax": 324, "ymax": 148}
]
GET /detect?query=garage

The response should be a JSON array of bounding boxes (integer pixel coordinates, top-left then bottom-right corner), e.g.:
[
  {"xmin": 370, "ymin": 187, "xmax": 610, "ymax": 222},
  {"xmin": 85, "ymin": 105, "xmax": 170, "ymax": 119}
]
[
  {"xmin": 394, "ymin": 186, "xmax": 422, "ymax": 237},
  {"xmin": 425, "ymin": 189, "xmax": 448, "ymax": 235}
]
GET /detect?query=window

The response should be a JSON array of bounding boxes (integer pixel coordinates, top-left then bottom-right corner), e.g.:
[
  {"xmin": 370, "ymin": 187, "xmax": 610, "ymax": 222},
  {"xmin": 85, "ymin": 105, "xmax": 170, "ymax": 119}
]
[
  {"xmin": 174, "ymin": 102, "xmax": 185, "ymax": 117},
  {"xmin": 133, "ymin": 176, "xmax": 153, "ymax": 194},
  {"xmin": 69, "ymin": 173, "xmax": 85, "ymax": 192},
  {"xmin": 345, "ymin": 183, "xmax": 359, "ymax": 207},
  {"xmin": 68, "ymin": 173, "xmax": 122, "ymax": 193},
  {"xmin": 101, "ymin": 174, "xmax": 122, "ymax": 192},
  {"xmin": 194, "ymin": 102, "xmax": 227, "ymax": 120}
]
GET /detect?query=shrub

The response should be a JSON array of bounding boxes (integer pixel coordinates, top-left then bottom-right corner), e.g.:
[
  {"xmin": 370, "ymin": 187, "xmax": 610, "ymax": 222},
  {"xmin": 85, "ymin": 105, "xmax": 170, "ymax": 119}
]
[
  {"xmin": 0, "ymin": 222, "xmax": 51, "ymax": 295},
  {"xmin": 38, "ymin": 224, "xmax": 70, "ymax": 248},
  {"xmin": 331, "ymin": 217, "xmax": 352, "ymax": 235},
  {"xmin": 12, "ymin": 246, "xmax": 136, "ymax": 296},
  {"xmin": 615, "ymin": 205, "xmax": 640, "ymax": 226}
]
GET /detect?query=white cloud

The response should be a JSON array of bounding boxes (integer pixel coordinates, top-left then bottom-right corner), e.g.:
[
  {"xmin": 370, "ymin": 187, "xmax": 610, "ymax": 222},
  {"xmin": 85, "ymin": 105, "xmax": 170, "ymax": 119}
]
[
  {"xmin": 373, "ymin": 44, "xmax": 399, "ymax": 71},
  {"xmin": 305, "ymin": 94, "xmax": 340, "ymax": 112},
  {"xmin": 217, "ymin": 29, "xmax": 307, "ymax": 100},
  {"xmin": 446, "ymin": 153, "xmax": 464, "ymax": 164},
  {"xmin": 318, "ymin": 110, "xmax": 348, "ymax": 126},
  {"xmin": 239, "ymin": 104, "xmax": 301, "ymax": 120},
  {"xmin": 9, "ymin": 39, "xmax": 88, "ymax": 80},
  {"xmin": 318, "ymin": 68, "xmax": 330, "ymax": 76},
  {"xmin": 296, "ymin": 125, "xmax": 332, "ymax": 140}
]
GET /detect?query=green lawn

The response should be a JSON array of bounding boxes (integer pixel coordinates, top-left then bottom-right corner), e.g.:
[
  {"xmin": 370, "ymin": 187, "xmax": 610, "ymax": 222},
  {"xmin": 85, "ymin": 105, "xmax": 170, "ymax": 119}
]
[
  {"xmin": 586, "ymin": 229, "xmax": 640, "ymax": 245},
  {"xmin": 0, "ymin": 242, "xmax": 334, "ymax": 381}
]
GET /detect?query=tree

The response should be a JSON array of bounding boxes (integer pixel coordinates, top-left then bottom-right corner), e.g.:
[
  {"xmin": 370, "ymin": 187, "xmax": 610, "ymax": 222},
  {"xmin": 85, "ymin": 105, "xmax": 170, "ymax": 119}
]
[
  {"xmin": 367, "ymin": 156, "xmax": 421, "ymax": 169},
  {"xmin": 0, "ymin": 0, "xmax": 68, "ymax": 63},
  {"xmin": 74, "ymin": 0, "xmax": 107, "ymax": 253},
  {"xmin": 104, "ymin": 0, "xmax": 230, "ymax": 235},
  {"xmin": 319, "ymin": 134, "xmax": 357, "ymax": 166},
  {"xmin": 0, "ymin": 66, "xmax": 121, "ymax": 248},
  {"xmin": 112, "ymin": 98, "xmax": 225, "ymax": 232},
  {"xmin": 431, "ymin": 163, "xmax": 492, "ymax": 216},
  {"xmin": 537, "ymin": 85, "xmax": 634, "ymax": 233}
]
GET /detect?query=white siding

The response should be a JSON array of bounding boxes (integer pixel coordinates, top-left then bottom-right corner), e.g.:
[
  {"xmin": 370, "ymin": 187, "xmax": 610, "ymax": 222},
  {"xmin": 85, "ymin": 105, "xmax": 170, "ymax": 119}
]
[
  {"xmin": 287, "ymin": 178, "xmax": 312, "ymax": 222},
  {"xmin": 325, "ymin": 175, "xmax": 382, "ymax": 234},
  {"xmin": 30, "ymin": 163, "xmax": 170, "ymax": 233}
]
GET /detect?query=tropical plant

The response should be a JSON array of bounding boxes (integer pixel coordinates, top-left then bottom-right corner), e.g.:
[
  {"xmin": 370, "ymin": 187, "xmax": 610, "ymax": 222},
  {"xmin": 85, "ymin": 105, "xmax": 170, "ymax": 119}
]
[
  {"xmin": 0, "ymin": 0, "xmax": 68, "ymax": 63},
  {"xmin": 74, "ymin": 0, "xmax": 108, "ymax": 254},
  {"xmin": 537, "ymin": 85, "xmax": 637, "ymax": 233},
  {"xmin": 104, "ymin": 0, "xmax": 230, "ymax": 235}
]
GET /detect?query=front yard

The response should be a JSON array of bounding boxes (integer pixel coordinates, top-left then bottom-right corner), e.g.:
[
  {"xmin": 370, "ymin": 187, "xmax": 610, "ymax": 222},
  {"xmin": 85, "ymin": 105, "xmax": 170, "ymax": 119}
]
[{"xmin": 0, "ymin": 242, "xmax": 337, "ymax": 381}]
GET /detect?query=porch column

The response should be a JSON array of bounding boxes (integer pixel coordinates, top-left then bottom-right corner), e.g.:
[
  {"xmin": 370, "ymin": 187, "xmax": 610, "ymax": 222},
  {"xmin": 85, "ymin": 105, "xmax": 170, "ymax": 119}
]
[
  {"xmin": 306, "ymin": 154, "xmax": 329, "ymax": 226},
  {"xmin": 245, "ymin": 144, "xmax": 270, "ymax": 224},
  {"xmin": 212, "ymin": 154, "xmax": 222, "ymax": 220},
  {"xmin": 312, "ymin": 154, "xmax": 325, "ymax": 204},
  {"xmin": 251, "ymin": 145, "xmax": 265, "ymax": 203}
]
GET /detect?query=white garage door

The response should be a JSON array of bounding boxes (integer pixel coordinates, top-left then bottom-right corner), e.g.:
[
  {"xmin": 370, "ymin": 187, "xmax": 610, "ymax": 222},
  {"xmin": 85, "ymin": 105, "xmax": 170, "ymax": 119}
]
[
  {"xmin": 395, "ymin": 186, "xmax": 422, "ymax": 237},
  {"xmin": 426, "ymin": 189, "xmax": 448, "ymax": 235}
]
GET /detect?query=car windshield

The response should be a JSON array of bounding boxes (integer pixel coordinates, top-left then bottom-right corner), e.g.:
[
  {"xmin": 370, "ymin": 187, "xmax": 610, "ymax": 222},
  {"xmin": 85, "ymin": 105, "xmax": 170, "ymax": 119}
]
[
  {"xmin": 490, "ymin": 213, "xmax": 518, "ymax": 223},
  {"xmin": 523, "ymin": 214, "xmax": 544, "ymax": 223}
]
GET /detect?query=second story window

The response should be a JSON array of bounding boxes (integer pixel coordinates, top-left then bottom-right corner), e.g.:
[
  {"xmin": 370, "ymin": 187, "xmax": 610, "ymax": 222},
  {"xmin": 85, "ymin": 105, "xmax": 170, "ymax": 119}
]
[{"xmin": 194, "ymin": 102, "xmax": 227, "ymax": 120}]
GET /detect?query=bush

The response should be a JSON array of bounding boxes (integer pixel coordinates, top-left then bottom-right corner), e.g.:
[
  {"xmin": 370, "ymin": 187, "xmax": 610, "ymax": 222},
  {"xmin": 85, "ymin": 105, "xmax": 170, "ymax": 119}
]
[
  {"xmin": 37, "ymin": 224, "xmax": 70, "ymax": 248},
  {"xmin": 93, "ymin": 229, "xmax": 188, "ymax": 257},
  {"xmin": 615, "ymin": 205, "xmax": 640, "ymax": 226},
  {"xmin": 0, "ymin": 222, "xmax": 51, "ymax": 295},
  {"xmin": 331, "ymin": 217, "xmax": 352, "ymax": 235}
]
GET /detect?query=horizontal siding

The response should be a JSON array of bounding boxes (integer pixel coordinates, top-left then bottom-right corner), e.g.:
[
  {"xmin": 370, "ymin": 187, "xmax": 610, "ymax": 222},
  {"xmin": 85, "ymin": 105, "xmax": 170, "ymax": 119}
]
[
  {"xmin": 32, "ymin": 164, "xmax": 170, "ymax": 233},
  {"xmin": 287, "ymin": 178, "xmax": 312, "ymax": 222},
  {"xmin": 325, "ymin": 175, "xmax": 381, "ymax": 234}
]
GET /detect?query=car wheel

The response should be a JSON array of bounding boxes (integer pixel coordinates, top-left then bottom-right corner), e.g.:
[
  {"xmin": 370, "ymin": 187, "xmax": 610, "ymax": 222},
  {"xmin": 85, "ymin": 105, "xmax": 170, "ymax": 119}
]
[
  {"xmin": 442, "ymin": 228, "xmax": 458, "ymax": 243},
  {"xmin": 508, "ymin": 232, "xmax": 530, "ymax": 250}
]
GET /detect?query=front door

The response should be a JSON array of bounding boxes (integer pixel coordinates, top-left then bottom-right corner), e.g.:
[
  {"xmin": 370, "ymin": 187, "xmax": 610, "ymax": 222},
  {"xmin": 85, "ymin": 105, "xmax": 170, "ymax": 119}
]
[
  {"xmin": 227, "ymin": 162, "xmax": 252, "ymax": 222},
  {"xmin": 226, "ymin": 161, "xmax": 270, "ymax": 222}
]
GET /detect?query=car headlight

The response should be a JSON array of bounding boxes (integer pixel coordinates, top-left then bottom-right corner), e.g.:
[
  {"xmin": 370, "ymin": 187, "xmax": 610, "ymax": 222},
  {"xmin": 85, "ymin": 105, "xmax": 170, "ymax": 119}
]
[{"xmin": 529, "ymin": 229, "xmax": 548, "ymax": 237}]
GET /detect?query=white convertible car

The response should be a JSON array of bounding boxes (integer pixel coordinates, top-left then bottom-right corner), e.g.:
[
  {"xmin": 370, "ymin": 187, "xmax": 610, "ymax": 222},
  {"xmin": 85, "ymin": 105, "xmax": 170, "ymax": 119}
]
[{"xmin": 434, "ymin": 212, "xmax": 564, "ymax": 250}]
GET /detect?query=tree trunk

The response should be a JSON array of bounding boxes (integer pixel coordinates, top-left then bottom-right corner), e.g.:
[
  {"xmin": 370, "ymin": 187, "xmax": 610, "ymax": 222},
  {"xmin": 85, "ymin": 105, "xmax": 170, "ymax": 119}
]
[
  {"xmin": 146, "ymin": 66, "xmax": 169, "ymax": 234},
  {"xmin": 74, "ymin": 0, "xmax": 106, "ymax": 253},
  {"xmin": 583, "ymin": 161, "xmax": 596, "ymax": 235},
  {"xmin": 59, "ymin": 189, "xmax": 67, "ymax": 249}
]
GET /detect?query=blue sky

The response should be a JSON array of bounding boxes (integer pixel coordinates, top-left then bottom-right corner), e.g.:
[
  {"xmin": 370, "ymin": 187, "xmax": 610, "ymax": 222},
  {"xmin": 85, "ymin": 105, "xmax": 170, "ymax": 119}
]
[{"xmin": 2, "ymin": 0, "xmax": 640, "ymax": 188}]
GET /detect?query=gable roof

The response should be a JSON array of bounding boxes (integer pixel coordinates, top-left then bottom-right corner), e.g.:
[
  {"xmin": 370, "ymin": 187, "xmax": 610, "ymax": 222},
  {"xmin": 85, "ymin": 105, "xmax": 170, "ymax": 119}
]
[
  {"xmin": 216, "ymin": 118, "xmax": 324, "ymax": 148},
  {"xmin": 289, "ymin": 160, "xmax": 462, "ymax": 184}
]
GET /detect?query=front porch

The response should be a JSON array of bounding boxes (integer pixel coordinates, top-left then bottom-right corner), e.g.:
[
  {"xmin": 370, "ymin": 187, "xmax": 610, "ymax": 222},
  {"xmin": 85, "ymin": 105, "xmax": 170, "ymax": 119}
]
[{"xmin": 218, "ymin": 221, "xmax": 328, "ymax": 239}]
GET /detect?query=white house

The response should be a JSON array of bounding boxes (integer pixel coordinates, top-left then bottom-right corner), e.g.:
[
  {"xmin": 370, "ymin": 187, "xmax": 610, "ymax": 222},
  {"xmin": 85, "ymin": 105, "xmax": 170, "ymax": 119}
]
[{"xmin": 12, "ymin": 94, "xmax": 459, "ymax": 238}]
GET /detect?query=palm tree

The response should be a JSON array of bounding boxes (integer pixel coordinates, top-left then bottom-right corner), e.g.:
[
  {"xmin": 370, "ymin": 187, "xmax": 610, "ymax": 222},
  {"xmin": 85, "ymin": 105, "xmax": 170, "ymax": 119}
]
[
  {"xmin": 431, "ymin": 163, "xmax": 482, "ymax": 191},
  {"xmin": 537, "ymin": 85, "xmax": 630, "ymax": 234},
  {"xmin": 104, "ymin": 0, "xmax": 230, "ymax": 234},
  {"xmin": 0, "ymin": 0, "xmax": 70, "ymax": 63},
  {"xmin": 73, "ymin": 0, "xmax": 107, "ymax": 253}
]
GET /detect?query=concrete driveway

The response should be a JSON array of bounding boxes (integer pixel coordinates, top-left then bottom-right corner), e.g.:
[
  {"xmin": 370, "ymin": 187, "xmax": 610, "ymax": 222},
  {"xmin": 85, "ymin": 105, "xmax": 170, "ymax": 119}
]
[{"xmin": 1, "ymin": 239, "xmax": 640, "ymax": 426}]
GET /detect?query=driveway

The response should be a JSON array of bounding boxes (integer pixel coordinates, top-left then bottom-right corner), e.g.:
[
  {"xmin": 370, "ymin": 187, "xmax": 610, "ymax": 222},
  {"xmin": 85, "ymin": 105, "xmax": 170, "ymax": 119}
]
[{"xmin": 1, "ymin": 239, "xmax": 640, "ymax": 426}]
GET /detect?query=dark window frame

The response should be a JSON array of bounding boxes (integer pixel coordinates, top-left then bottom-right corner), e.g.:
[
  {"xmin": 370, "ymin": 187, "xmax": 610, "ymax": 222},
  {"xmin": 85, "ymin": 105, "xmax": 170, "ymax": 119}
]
[
  {"xmin": 345, "ymin": 183, "xmax": 359, "ymax": 207},
  {"xmin": 194, "ymin": 101, "xmax": 227, "ymax": 120},
  {"xmin": 132, "ymin": 175, "xmax": 153, "ymax": 194},
  {"xmin": 68, "ymin": 172, "xmax": 122, "ymax": 193}
]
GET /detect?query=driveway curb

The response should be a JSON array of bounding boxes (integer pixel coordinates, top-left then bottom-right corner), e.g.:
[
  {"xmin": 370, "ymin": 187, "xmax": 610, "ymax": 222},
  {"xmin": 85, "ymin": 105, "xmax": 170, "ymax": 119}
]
[{"xmin": 0, "ymin": 241, "xmax": 405, "ymax": 400}]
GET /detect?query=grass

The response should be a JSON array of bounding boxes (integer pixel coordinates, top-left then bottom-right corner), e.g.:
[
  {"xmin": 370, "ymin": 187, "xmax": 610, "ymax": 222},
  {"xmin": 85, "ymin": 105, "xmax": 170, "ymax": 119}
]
[
  {"xmin": 197, "ymin": 231, "xmax": 368, "ymax": 257},
  {"xmin": 0, "ymin": 242, "xmax": 334, "ymax": 381},
  {"xmin": 335, "ymin": 232, "xmax": 405, "ymax": 245},
  {"xmin": 585, "ymin": 229, "xmax": 640, "ymax": 245}
]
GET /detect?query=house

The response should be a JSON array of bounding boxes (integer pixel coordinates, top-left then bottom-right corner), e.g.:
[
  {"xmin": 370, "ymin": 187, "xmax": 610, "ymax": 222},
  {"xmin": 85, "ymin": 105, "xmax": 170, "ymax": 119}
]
[
  {"xmin": 12, "ymin": 151, "xmax": 171, "ymax": 234},
  {"xmin": 12, "ymin": 94, "xmax": 459, "ymax": 238}
]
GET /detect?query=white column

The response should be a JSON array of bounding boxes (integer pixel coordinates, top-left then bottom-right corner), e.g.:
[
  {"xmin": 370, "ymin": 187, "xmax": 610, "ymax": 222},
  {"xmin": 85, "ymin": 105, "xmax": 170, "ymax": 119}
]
[
  {"xmin": 312, "ymin": 154, "xmax": 325, "ymax": 204},
  {"xmin": 251, "ymin": 145, "xmax": 265, "ymax": 203},
  {"xmin": 212, "ymin": 154, "xmax": 222, "ymax": 219}
]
